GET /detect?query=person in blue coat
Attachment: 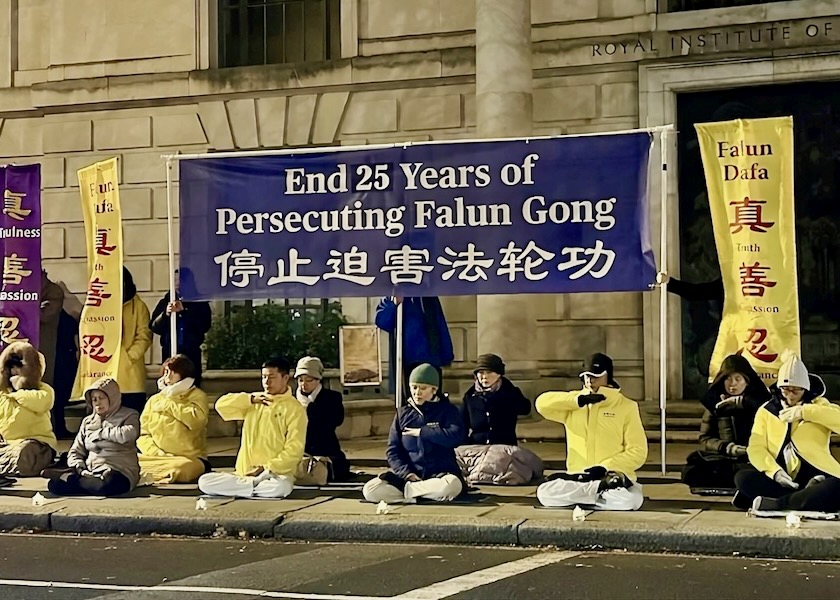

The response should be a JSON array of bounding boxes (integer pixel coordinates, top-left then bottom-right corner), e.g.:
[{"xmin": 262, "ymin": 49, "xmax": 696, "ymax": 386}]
[
  {"xmin": 375, "ymin": 296, "xmax": 454, "ymax": 398},
  {"xmin": 363, "ymin": 363, "xmax": 465, "ymax": 503}
]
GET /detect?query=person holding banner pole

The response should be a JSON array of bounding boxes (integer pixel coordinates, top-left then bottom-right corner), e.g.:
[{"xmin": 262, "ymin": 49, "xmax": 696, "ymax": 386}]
[
  {"xmin": 375, "ymin": 296, "xmax": 453, "ymax": 403},
  {"xmin": 118, "ymin": 268, "xmax": 152, "ymax": 414}
]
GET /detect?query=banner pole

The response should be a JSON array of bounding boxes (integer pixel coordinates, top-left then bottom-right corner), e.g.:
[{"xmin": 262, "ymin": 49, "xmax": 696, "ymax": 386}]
[
  {"xmin": 166, "ymin": 159, "xmax": 178, "ymax": 361},
  {"xmin": 659, "ymin": 129, "xmax": 671, "ymax": 476},
  {"xmin": 395, "ymin": 300, "xmax": 404, "ymax": 410}
]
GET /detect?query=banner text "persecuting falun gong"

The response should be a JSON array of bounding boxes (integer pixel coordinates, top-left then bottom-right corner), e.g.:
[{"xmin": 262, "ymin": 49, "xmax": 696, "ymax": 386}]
[{"xmin": 179, "ymin": 134, "xmax": 657, "ymax": 300}]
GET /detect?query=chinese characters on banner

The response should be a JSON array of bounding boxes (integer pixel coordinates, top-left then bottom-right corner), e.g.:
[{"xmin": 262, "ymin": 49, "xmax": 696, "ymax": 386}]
[
  {"xmin": 0, "ymin": 165, "xmax": 41, "ymax": 350},
  {"xmin": 73, "ymin": 158, "xmax": 123, "ymax": 395},
  {"xmin": 696, "ymin": 117, "xmax": 800, "ymax": 385},
  {"xmin": 179, "ymin": 134, "xmax": 657, "ymax": 300}
]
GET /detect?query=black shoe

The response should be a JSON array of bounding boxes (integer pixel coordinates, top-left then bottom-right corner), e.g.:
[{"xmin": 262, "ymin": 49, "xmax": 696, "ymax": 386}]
[
  {"xmin": 752, "ymin": 495, "xmax": 783, "ymax": 512},
  {"xmin": 805, "ymin": 475, "xmax": 826, "ymax": 489},
  {"xmin": 690, "ymin": 487, "xmax": 737, "ymax": 497},
  {"xmin": 379, "ymin": 471, "xmax": 407, "ymax": 493},
  {"xmin": 598, "ymin": 471, "xmax": 632, "ymax": 493},
  {"xmin": 0, "ymin": 476, "xmax": 16, "ymax": 487},
  {"xmin": 40, "ymin": 467, "xmax": 75, "ymax": 480}
]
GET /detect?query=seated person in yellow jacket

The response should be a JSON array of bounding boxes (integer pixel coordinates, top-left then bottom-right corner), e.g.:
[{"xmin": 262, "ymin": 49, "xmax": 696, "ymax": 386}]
[
  {"xmin": 734, "ymin": 354, "xmax": 840, "ymax": 513},
  {"xmin": 535, "ymin": 353, "xmax": 648, "ymax": 510},
  {"xmin": 198, "ymin": 357, "xmax": 306, "ymax": 498},
  {"xmin": 0, "ymin": 342, "xmax": 57, "ymax": 480},
  {"xmin": 138, "ymin": 354, "xmax": 209, "ymax": 484}
]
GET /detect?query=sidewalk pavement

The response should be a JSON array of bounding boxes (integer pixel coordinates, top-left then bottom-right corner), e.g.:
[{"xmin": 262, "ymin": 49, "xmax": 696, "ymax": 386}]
[{"xmin": 1, "ymin": 438, "xmax": 839, "ymax": 560}]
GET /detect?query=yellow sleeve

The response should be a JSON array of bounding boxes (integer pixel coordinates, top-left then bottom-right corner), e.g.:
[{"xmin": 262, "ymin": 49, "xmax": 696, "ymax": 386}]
[
  {"xmin": 266, "ymin": 403, "xmax": 307, "ymax": 476},
  {"xmin": 10, "ymin": 384, "xmax": 54, "ymax": 414},
  {"xmin": 214, "ymin": 393, "xmax": 253, "ymax": 422},
  {"xmin": 156, "ymin": 390, "xmax": 209, "ymax": 431},
  {"xmin": 747, "ymin": 409, "xmax": 779, "ymax": 477},
  {"xmin": 535, "ymin": 391, "xmax": 583, "ymax": 424},
  {"xmin": 600, "ymin": 401, "xmax": 648, "ymax": 476},
  {"xmin": 126, "ymin": 299, "xmax": 152, "ymax": 362},
  {"xmin": 803, "ymin": 400, "xmax": 840, "ymax": 434}
]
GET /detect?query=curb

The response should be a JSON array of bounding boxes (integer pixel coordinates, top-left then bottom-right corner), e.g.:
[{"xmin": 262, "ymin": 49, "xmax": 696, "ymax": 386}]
[{"xmin": 275, "ymin": 514, "xmax": 523, "ymax": 546}]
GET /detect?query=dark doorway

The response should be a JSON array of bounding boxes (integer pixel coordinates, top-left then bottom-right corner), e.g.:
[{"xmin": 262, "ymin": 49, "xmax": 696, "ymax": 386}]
[{"xmin": 676, "ymin": 81, "xmax": 840, "ymax": 399}]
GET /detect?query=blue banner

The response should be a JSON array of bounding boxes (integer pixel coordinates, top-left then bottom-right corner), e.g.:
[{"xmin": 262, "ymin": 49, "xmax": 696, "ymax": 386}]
[{"xmin": 179, "ymin": 133, "xmax": 656, "ymax": 300}]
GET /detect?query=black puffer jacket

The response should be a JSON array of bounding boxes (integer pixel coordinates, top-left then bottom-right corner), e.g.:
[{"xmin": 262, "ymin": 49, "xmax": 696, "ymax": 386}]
[{"xmin": 461, "ymin": 378, "xmax": 530, "ymax": 446}]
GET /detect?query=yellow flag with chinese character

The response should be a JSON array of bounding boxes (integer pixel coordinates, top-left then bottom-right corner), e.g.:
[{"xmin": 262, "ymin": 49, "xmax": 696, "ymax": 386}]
[
  {"xmin": 696, "ymin": 116, "xmax": 800, "ymax": 386},
  {"xmin": 72, "ymin": 158, "xmax": 123, "ymax": 398}
]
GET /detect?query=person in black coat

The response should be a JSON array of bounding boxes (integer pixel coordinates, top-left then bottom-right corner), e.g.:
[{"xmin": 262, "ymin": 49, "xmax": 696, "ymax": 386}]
[
  {"xmin": 461, "ymin": 354, "xmax": 530, "ymax": 446},
  {"xmin": 294, "ymin": 356, "xmax": 350, "ymax": 481},
  {"xmin": 149, "ymin": 269, "xmax": 212, "ymax": 387},
  {"xmin": 681, "ymin": 354, "xmax": 769, "ymax": 494}
]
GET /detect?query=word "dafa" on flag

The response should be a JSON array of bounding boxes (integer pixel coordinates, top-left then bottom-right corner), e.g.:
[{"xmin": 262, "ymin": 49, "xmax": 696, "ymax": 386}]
[{"xmin": 696, "ymin": 116, "xmax": 800, "ymax": 385}]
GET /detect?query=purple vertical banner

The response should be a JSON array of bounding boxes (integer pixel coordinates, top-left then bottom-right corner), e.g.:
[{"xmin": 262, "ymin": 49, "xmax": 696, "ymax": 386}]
[{"xmin": 0, "ymin": 164, "xmax": 42, "ymax": 350}]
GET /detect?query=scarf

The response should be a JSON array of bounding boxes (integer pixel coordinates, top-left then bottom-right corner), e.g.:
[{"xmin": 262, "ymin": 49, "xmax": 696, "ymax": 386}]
[
  {"xmin": 297, "ymin": 383, "xmax": 321, "ymax": 408},
  {"xmin": 158, "ymin": 377, "xmax": 195, "ymax": 397},
  {"xmin": 474, "ymin": 378, "xmax": 503, "ymax": 394}
]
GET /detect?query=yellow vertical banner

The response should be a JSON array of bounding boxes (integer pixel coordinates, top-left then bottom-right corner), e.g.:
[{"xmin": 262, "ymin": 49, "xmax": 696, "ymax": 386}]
[
  {"xmin": 696, "ymin": 116, "xmax": 800, "ymax": 386},
  {"xmin": 73, "ymin": 158, "xmax": 123, "ymax": 396}
]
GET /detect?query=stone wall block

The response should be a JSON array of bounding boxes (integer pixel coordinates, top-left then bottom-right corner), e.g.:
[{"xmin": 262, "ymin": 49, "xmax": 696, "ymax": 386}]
[
  {"xmin": 123, "ymin": 222, "xmax": 175, "ymax": 256},
  {"xmin": 119, "ymin": 188, "xmax": 154, "ymax": 220},
  {"xmin": 601, "ymin": 82, "xmax": 638, "ymax": 118},
  {"xmin": 537, "ymin": 324, "xmax": 606, "ymax": 360},
  {"xmin": 532, "ymin": 0, "xmax": 597, "ymax": 24},
  {"xmin": 94, "ymin": 117, "xmax": 152, "ymax": 150},
  {"xmin": 42, "ymin": 121, "xmax": 92, "ymax": 153},
  {"xmin": 153, "ymin": 113, "xmax": 207, "ymax": 147},
  {"xmin": 256, "ymin": 96, "xmax": 287, "ymax": 147},
  {"xmin": 42, "ymin": 191, "xmax": 83, "ymax": 224},
  {"xmin": 400, "ymin": 95, "xmax": 462, "ymax": 131},
  {"xmin": 197, "ymin": 102, "xmax": 235, "ymax": 150},
  {"xmin": 341, "ymin": 97, "xmax": 397, "ymax": 134},
  {"xmin": 41, "ymin": 226, "xmax": 66, "ymax": 259},
  {"xmin": 226, "ymin": 99, "xmax": 259, "ymax": 149},
  {"xmin": 606, "ymin": 325, "xmax": 644, "ymax": 360},
  {"xmin": 312, "ymin": 92, "xmax": 350, "ymax": 144},
  {"xmin": 534, "ymin": 85, "xmax": 597, "ymax": 121},
  {"xmin": 122, "ymin": 153, "xmax": 168, "ymax": 185},
  {"xmin": 285, "ymin": 95, "xmax": 318, "ymax": 146},
  {"xmin": 41, "ymin": 158, "xmax": 66, "ymax": 189}
]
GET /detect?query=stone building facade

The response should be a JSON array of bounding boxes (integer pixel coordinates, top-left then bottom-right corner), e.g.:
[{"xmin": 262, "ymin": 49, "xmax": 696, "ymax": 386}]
[{"xmin": 1, "ymin": 0, "xmax": 837, "ymax": 401}]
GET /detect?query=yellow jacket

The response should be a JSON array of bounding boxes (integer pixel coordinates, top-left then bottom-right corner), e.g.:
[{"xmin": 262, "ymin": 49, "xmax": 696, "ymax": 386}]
[
  {"xmin": 118, "ymin": 296, "xmax": 152, "ymax": 393},
  {"xmin": 138, "ymin": 386, "xmax": 209, "ymax": 459},
  {"xmin": 0, "ymin": 383, "xmax": 58, "ymax": 450},
  {"xmin": 216, "ymin": 388, "xmax": 307, "ymax": 478},
  {"xmin": 748, "ymin": 397, "xmax": 840, "ymax": 479},
  {"xmin": 536, "ymin": 386, "xmax": 648, "ymax": 480}
]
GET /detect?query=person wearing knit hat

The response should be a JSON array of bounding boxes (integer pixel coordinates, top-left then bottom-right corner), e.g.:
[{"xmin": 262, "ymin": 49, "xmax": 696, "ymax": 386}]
[
  {"xmin": 455, "ymin": 354, "xmax": 543, "ymax": 485},
  {"xmin": 681, "ymin": 354, "xmax": 769, "ymax": 495},
  {"xmin": 733, "ymin": 354, "xmax": 840, "ymax": 514},
  {"xmin": 362, "ymin": 363, "xmax": 465, "ymax": 504},
  {"xmin": 293, "ymin": 356, "xmax": 350, "ymax": 481},
  {"xmin": 533, "ymin": 353, "xmax": 648, "ymax": 510}
]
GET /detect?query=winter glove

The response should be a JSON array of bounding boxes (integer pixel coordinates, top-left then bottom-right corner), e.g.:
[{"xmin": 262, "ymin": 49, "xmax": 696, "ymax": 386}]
[
  {"xmin": 773, "ymin": 469, "xmax": 799, "ymax": 489},
  {"xmin": 725, "ymin": 443, "xmax": 747, "ymax": 458},
  {"xmin": 577, "ymin": 393, "xmax": 606, "ymax": 407},
  {"xmin": 715, "ymin": 395, "xmax": 743, "ymax": 414},
  {"xmin": 779, "ymin": 405, "xmax": 805, "ymax": 423},
  {"xmin": 597, "ymin": 471, "xmax": 632, "ymax": 493}
]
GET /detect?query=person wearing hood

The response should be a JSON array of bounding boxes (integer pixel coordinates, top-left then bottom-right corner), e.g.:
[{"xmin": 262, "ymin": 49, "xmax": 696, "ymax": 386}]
[
  {"xmin": 43, "ymin": 377, "xmax": 140, "ymax": 496},
  {"xmin": 0, "ymin": 342, "xmax": 58, "ymax": 480},
  {"xmin": 118, "ymin": 267, "xmax": 152, "ymax": 413},
  {"xmin": 681, "ymin": 354, "xmax": 769, "ymax": 494},
  {"xmin": 375, "ymin": 296, "xmax": 454, "ymax": 398},
  {"xmin": 362, "ymin": 363, "xmax": 465, "ymax": 504},
  {"xmin": 149, "ymin": 268, "xmax": 212, "ymax": 387},
  {"xmin": 535, "ymin": 353, "xmax": 648, "ymax": 510},
  {"xmin": 294, "ymin": 356, "xmax": 350, "ymax": 481},
  {"xmin": 460, "ymin": 354, "xmax": 531, "ymax": 446},
  {"xmin": 734, "ymin": 354, "xmax": 840, "ymax": 513},
  {"xmin": 137, "ymin": 354, "xmax": 209, "ymax": 484},
  {"xmin": 198, "ymin": 357, "xmax": 307, "ymax": 498}
]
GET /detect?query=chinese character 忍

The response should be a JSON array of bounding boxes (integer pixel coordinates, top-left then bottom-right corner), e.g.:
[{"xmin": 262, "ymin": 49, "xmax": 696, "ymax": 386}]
[
  {"xmin": 741, "ymin": 328, "xmax": 778, "ymax": 363},
  {"xmin": 0, "ymin": 317, "xmax": 28, "ymax": 344},
  {"xmin": 81, "ymin": 334, "xmax": 112, "ymax": 364}
]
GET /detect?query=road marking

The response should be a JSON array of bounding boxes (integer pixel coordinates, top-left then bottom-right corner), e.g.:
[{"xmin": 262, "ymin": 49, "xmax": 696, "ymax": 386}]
[
  {"xmin": 391, "ymin": 551, "xmax": 581, "ymax": 599},
  {"xmin": 0, "ymin": 579, "xmax": 382, "ymax": 600}
]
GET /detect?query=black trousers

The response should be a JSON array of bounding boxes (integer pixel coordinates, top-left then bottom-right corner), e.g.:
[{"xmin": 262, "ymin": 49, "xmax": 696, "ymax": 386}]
[
  {"xmin": 735, "ymin": 466, "xmax": 840, "ymax": 512},
  {"xmin": 681, "ymin": 451, "xmax": 748, "ymax": 490},
  {"xmin": 47, "ymin": 470, "xmax": 131, "ymax": 497}
]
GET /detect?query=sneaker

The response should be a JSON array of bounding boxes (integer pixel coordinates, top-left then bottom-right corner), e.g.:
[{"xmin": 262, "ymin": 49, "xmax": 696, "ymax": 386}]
[
  {"xmin": 0, "ymin": 475, "xmax": 16, "ymax": 487},
  {"xmin": 752, "ymin": 495, "xmax": 783, "ymax": 512},
  {"xmin": 731, "ymin": 490, "xmax": 752, "ymax": 510}
]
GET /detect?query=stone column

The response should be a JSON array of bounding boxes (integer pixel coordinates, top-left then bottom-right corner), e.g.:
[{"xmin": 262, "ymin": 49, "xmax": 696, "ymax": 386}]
[{"xmin": 475, "ymin": 0, "xmax": 539, "ymax": 382}]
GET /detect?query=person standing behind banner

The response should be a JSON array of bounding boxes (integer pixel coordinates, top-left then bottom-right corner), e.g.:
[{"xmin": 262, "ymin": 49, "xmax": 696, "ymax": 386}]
[
  {"xmin": 51, "ymin": 282, "xmax": 82, "ymax": 439},
  {"xmin": 38, "ymin": 270, "xmax": 64, "ymax": 387},
  {"xmin": 149, "ymin": 268, "xmax": 212, "ymax": 387},
  {"xmin": 118, "ymin": 267, "xmax": 152, "ymax": 413},
  {"xmin": 375, "ymin": 296, "xmax": 454, "ymax": 398}
]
